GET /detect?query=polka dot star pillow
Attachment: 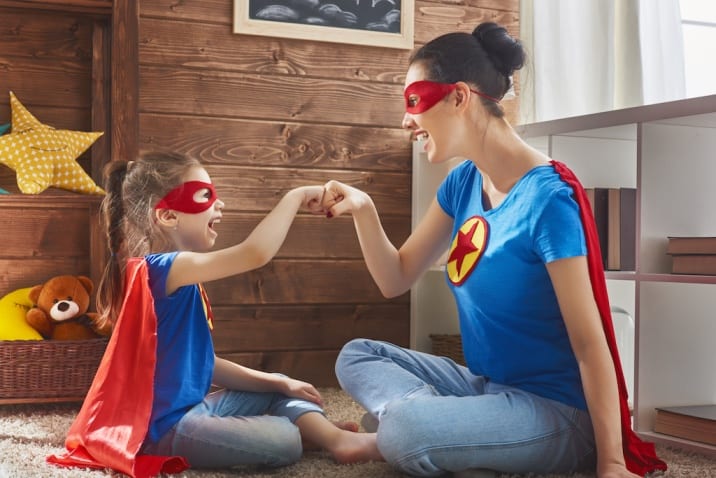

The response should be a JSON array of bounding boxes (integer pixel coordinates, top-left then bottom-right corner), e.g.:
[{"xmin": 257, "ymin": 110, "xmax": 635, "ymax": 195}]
[{"xmin": 0, "ymin": 92, "xmax": 105, "ymax": 195}]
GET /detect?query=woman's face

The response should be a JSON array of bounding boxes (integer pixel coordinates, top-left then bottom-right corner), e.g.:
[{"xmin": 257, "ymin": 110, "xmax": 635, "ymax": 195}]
[{"xmin": 402, "ymin": 63, "xmax": 462, "ymax": 164}]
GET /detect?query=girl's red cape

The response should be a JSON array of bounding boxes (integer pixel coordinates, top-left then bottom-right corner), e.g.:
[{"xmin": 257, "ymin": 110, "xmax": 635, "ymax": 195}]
[{"xmin": 47, "ymin": 258, "xmax": 189, "ymax": 477}]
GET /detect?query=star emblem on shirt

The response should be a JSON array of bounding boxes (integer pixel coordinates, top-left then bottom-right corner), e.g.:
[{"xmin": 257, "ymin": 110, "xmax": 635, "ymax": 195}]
[{"xmin": 446, "ymin": 216, "xmax": 488, "ymax": 285}]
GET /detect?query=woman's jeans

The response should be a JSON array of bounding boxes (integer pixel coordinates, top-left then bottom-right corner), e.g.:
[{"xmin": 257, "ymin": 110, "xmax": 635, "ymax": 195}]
[
  {"xmin": 335, "ymin": 339, "xmax": 596, "ymax": 477},
  {"xmin": 141, "ymin": 387, "xmax": 323, "ymax": 469}
]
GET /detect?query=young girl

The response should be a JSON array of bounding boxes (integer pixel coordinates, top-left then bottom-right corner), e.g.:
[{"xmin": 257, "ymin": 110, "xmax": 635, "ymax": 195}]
[
  {"xmin": 49, "ymin": 151, "xmax": 381, "ymax": 477},
  {"xmin": 320, "ymin": 22, "xmax": 666, "ymax": 478}
]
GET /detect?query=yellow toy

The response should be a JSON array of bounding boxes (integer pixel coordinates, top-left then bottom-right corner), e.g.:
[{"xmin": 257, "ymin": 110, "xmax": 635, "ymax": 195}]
[
  {"xmin": 0, "ymin": 92, "xmax": 105, "ymax": 195},
  {"xmin": 0, "ymin": 287, "xmax": 43, "ymax": 340}
]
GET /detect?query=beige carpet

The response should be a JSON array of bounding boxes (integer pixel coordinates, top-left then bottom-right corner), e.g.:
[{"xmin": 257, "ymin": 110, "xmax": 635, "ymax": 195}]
[{"xmin": 1, "ymin": 388, "xmax": 714, "ymax": 477}]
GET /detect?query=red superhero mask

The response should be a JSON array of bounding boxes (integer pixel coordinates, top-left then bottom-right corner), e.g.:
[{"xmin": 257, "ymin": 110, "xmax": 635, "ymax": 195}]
[
  {"xmin": 154, "ymin": 181, "xmax": 217, "ymax": 214},
  {"xmin": 404, "ymin": 80, "xmax": 500, "ymax": 114}
]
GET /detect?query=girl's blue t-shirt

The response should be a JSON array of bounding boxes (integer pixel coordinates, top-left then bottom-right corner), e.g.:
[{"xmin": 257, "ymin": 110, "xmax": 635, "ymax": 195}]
[
  {"xmin": 437, "ymin": 161, "xmax": 588, "ymax": 410},
  {"xmin": 144, "ymin": 252, "xmax": 215, "ymax": 443}
]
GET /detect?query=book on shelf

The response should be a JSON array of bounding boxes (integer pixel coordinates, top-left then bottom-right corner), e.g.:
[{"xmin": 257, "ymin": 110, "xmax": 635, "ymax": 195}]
[
  {"xmin": 654, "ymin": 404, "xmax": 716, "ymax": 446},
  {"xmin": 584, "ymin": 187, "xmax": 636, "ymax": 271},
  {"xmin": 669, "ymin": 254, "xmax": 716, "ymax": 275},
  {"xmin": 667, "ymin": 236, "xmax": 716, "ymax": 255}
]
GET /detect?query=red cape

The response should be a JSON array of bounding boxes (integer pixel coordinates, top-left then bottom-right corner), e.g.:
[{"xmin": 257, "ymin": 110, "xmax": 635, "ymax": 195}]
[
  {"xmin": 47, "ymin": 258, "xmax": 189, "ymax": 477},
  {"xmin": 552, "ymin": 160, "xmax": 667, "ymax": 476}
]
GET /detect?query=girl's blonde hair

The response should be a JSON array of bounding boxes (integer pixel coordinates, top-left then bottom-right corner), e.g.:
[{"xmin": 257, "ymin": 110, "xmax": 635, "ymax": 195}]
[{"xmin": 96, "ymin": 151, "xmax": 203, "ymax": 326}]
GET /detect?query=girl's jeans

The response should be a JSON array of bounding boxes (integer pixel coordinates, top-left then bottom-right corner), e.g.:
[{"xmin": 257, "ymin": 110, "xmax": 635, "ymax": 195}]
[
  {"xmin": 141, "ymin": 386, "xmax": 323, "ymax": 469},
  {"xmin": 335, "ymin": 339, "xmax": 596, "ymax": 477}
]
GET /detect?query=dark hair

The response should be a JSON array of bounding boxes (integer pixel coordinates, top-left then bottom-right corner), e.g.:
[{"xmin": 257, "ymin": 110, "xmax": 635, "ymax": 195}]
[
  {"xmin": 96, "ymin": 151, "xmax": 202, "ymax": 325},
  {"xmin": 409, "ymin": 22, "xmax": 525, "ymax": 117}
]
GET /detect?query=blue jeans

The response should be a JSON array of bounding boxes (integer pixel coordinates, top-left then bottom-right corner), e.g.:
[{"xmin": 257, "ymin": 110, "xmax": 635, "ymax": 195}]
[
  {"xmin": 142, "ymin": 386, "xmax": 324, "ymax": 469},
  {"xmin": 335, "ymin": 339, "xmax": 596, "ymax": 477}
]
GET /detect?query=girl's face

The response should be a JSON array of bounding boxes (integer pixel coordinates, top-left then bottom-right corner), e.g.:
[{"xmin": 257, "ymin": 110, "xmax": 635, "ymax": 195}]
[{"xmin": 169, "ymin": 166, "xmax": 224, "ymax": 252}]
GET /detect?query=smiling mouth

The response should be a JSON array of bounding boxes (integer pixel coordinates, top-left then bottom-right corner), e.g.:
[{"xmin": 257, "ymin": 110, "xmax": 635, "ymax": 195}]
[
  {"xmin": 414, "ymin": 131, "xmax": 429, "ymax": 141},
  {"xmin": 209, "ymin": 218, "xmax": 220, "ymax": 229}
]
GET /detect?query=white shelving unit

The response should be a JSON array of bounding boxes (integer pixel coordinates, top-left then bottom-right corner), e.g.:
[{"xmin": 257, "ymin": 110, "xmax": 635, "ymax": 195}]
[
  {"xmin": 409, "ymin": 140, "xmax": 460, "ymax": 353},
  {"xmin": 516, "ymin": 94, "xmax": 716, "ymax": 457},
  {"xmin": 410, "ymin": 94, "xmax": 716, "ymax": 457}
]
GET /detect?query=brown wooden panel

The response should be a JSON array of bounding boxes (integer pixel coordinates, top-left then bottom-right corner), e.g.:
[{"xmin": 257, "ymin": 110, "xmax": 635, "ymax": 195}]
[
  {"xmin": 139, "ymin": 17, "xmax": 409, "ymax": 84},
  {"xmin": 111, "ymin": 0, "xmax": 139, "ymax": 163},
  {"xmin": 138, "ymin": 114, "xmax": 411, "ymax": 172},
  {"xmin": 213, "ymin": 213, "xmax": 410, "ymax": 260},
  {"xmin": 139, "ymin": 66, "xmax": 404, "ymax": 128},
  {"xmin": 0, "ymin": 257, "xmax": 91, "ymax": 296},
  {"xmin": 0, "ymin": 0, "xmax": 112, "ymax": 15},
  {"xmin": 0, "ymin": 105, "xmax": 90, "ymax": 131},
  {"xmin": 0, "ymin": 57, "xmax": 92, "ymax": 109},
  {"xmin": 0, "ymin": 208, "xmax": 89, "ymax": 257},
  {"xmin": 0, "ymin": 8, "xmax": 93, "ymax": 61},
  {"xmin": 414, "ymin": 5, "xmax": 519, "ymax": 44},
  {"xmin": 212, "ymin": 303, "xmax": 410, "ymax": 352},
  {"xmin": 205, "ymin": 260, "xmax": 409, "ymax": 306},
  {"xmin": 220, "ymin": 349, "xmax": 341, "ymax": 387},
  {"xmin": 207, "ymin": 165, "xmax": 410, "ymax": 217}
]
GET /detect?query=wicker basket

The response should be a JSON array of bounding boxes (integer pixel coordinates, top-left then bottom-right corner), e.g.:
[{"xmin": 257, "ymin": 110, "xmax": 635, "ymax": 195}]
[
  {"xmin": 430, "ymin": 334, "xmax": 465, "ymax": 366},
  {"xmin": 0, "ymin": 338, "xmax": 108, "ymax": 404}
]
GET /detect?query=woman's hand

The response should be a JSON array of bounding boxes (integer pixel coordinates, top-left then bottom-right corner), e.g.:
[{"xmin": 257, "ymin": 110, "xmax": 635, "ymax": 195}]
[
  {"xmin": 321, "ymin": 180, "xmax": 373, "ymax": 217},
  {"xmin": 278, "ymin": 377, "xmax": 324, "ymax": 406}
]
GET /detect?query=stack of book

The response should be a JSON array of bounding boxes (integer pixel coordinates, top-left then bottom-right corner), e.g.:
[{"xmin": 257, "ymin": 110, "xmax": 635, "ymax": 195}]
[
  {"xmin": 585, "ymin": 187, "xmax": 637, "ymax": 271},
  {"xmin": 654, "ymin": 404, "xmax": 716, "ymax": 445},
  {"xmin": 666, "ymin": 236, "xmax": 716, "ymax": 275}
]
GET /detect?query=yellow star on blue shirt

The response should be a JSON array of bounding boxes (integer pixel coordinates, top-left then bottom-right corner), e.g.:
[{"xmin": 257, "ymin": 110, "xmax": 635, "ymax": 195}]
[{"xmin": 0, "ymin": 92, "xmax": 105, "ymax": 195}]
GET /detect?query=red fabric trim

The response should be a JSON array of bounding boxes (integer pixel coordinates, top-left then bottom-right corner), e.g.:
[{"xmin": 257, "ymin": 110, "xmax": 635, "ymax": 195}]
[
  {"xmin": 551, "ymin": 160, "xmax": 667, "ymax": 476},
  {"xmin": 47, "ymin": 258, "xmax": 189, "ymax": 477}
]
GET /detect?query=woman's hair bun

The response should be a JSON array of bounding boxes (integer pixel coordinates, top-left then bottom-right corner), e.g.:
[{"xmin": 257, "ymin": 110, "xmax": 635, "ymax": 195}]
[{"xmin": 472, "ymin": 22, "xmax": 525, "ymax": 77}]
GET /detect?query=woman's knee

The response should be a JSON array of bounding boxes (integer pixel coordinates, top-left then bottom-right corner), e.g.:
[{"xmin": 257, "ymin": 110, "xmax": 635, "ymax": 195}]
[
  {"xmin": 335, "ymin": 338, "xmax": 378, "ymax": 379},
  {"xmin": 376, "ymin": 399, "xmax": 440, "ymax": 474}
]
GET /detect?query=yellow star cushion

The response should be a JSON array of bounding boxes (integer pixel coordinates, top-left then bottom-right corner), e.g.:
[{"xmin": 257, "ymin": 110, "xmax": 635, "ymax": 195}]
[{"xmin": 0, "ymin": 92, "xmax": 105, "ymax": 195}]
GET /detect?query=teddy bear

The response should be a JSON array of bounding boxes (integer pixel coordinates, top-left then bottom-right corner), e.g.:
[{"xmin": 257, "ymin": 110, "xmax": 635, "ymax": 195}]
[{"xmin": 25, "ymin": 275, "xmax": 112, "ymax": 340}]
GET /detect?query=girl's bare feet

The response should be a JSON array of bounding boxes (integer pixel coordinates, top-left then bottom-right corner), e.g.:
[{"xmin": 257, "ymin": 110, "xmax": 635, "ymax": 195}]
[
  {"xmin": 302, "ymin": 421, "xmax": 360, "ymax": 450},
  {"xmin": 328, "ymin": 429, "xmax": 383, "ymax": 464}
]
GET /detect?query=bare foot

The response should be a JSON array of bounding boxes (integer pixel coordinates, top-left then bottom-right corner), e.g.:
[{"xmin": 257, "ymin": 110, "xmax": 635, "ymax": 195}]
[
  {"xmin": 329, "ymin": 430, "xmax": 384, "ymax": 464},
  {"xmin": 302, "ymin": 421, "xmax": 360, "ymax": 450}
]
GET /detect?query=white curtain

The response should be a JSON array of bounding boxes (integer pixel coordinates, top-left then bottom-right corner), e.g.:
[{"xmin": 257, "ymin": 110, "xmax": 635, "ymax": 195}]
[{"xmin": 519, "ymin": 0, "xmax": 686, "ymax": 123}]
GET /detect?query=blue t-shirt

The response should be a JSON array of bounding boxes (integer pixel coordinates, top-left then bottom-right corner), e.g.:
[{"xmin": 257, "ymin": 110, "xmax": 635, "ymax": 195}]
[
  {"xmin": 144, "ymin": 252, "xmax": 215, "ymax": 443},
  {"xmin": 437, "ymin": 161, "xmax": 588, "ymax": 410}
]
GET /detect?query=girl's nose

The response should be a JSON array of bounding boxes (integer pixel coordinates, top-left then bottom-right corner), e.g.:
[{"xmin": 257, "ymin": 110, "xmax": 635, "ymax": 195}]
[{"xmin": 402, "ymin": 112, "xmax": 416, "ymax": 130}]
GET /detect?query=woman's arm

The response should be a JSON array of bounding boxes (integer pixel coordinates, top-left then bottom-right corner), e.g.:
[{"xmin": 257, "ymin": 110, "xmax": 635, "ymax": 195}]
[
  {"xmin": 212, "ymin": 356, "xmax": 323, "ymax": 406},
  {"xmin": 323, "ymin": 180, "xmax": 453, "ymax": 298},
  {"xmin": 547, "ymin": 256, "xmax": 639, "ymax": 478},
  {"xmin": 167, "ymin": 186, "xmax": 325, "ymax": 291}
]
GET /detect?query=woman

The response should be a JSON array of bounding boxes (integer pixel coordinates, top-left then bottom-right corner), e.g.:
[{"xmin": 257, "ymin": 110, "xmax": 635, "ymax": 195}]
[{"xmin": 321, "ymin": 22, "xmax": 666, "ymax": 478}]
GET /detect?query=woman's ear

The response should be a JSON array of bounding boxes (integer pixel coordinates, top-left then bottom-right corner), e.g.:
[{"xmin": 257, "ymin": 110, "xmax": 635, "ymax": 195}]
[
  {"xmin": 154, "ymin": 208, "xmax": 179, "ymax": 229},
  {"xmin": 453, "ymin": 82, "xmax": 471, "ymax": 109}
]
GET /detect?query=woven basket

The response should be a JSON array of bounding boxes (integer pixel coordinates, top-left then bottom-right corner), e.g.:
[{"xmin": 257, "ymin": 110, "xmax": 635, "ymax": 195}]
[
  {"xmin": 430, "ymin": 334, "xmax": 465, "ymax": 366},
  {"xmin": 0, "ymin": 338, "xmax": 108, "ymax": 404}
]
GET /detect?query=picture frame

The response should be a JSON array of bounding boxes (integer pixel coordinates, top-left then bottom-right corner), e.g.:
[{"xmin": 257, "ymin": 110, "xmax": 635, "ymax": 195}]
[{"xmin": 234, "ymin": 1, "xmax": 414, "ymax": 50}]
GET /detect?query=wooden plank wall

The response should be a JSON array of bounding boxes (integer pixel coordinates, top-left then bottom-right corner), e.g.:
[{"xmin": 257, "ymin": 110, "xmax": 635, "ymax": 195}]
[
  {"xmin": 0, "ymin": 6, "xmax": 100, "ymax": 292},
  {"xmin": 137, "ymin": 0, "xmax": 519, "ymax": 386}
]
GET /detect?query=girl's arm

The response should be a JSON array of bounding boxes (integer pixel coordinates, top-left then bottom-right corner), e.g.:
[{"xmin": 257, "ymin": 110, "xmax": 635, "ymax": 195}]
[
  {"xmin": 547, "ymin": 256, "xmax": 640, "ymax": 478},
  {"xmin": 167, "ymin": 186, "xmax": 324, "ymax": 291},
  {"xmin": 322, "ymin": 181, "xmax": 453, "ymax": 298},
  {"xmin": 212, "ymin": 356, "xmax": 323, "ymax": 406}
]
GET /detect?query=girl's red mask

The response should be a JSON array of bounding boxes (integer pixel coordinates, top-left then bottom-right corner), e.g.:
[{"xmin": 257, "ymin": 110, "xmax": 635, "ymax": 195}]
[
  {"xmin": 154, "ymin": 181, "xmax": 217, "ymax": 214},
  {"xmin": 404, "ymin": 80, "xmax": 499, "ymax": 114}
]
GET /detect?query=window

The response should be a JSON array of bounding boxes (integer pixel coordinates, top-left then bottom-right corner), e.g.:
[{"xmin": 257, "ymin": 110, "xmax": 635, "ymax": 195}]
[{"xmin": 680, "ymin": 0, "xmax": 716, "ymax": 98}]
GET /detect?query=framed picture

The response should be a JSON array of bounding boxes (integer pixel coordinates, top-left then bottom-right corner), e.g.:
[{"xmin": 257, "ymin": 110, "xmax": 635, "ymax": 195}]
[{"xmin": 234, "ymin": 1, "xmax": 414, "ymax": 50}]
